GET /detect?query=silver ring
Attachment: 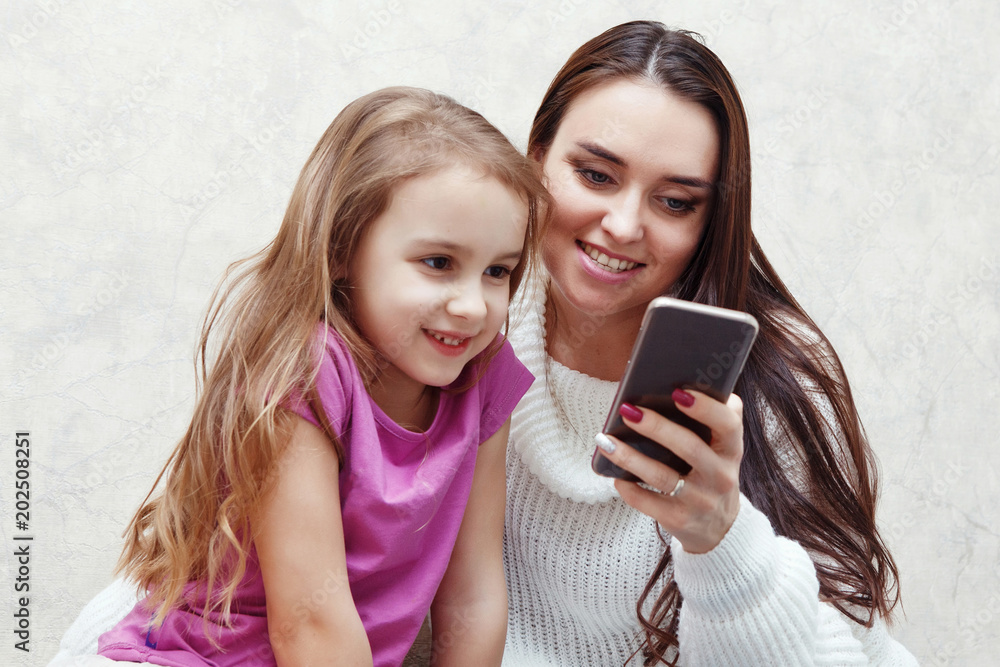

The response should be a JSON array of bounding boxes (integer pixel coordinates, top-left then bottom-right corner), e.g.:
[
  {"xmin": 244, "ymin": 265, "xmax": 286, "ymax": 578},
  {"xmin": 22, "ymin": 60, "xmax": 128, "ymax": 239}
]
[{"xmin": 668, "ymin": 478, "xmax": 685, "ymax": 497}]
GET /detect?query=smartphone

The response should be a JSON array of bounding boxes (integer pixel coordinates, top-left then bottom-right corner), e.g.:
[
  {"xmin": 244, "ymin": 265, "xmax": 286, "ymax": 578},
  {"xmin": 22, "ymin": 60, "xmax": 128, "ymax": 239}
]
[{"xmin": 592, "ymin": 297, "xmax": 759, "ymax": 480}]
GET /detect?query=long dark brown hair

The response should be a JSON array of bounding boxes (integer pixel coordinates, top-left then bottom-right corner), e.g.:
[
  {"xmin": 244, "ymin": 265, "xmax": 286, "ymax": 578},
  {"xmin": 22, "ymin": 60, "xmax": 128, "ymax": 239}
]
[{"xmin": 529, "ymin": 22, "xmax": 899, "ymax": 665}]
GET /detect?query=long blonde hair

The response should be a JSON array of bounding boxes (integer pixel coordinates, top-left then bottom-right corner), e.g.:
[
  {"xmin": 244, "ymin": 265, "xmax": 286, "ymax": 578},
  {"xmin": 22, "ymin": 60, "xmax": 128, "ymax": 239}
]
[{"xmin": 117, "ymin": 86, "xmax": 548, "ymax": 627}]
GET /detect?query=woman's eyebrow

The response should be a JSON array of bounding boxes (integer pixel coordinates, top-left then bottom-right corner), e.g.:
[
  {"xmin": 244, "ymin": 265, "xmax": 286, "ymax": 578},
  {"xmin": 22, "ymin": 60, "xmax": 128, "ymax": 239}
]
[
  {"xmin": 578, "ymin": 141, "xmax": 626, "ymax": 166},
  {"xmin": 666, "ymin": 175, "xmax": 715, "ymax": 191},
  {"xmin": 577, "ymin": 141, "xmax": 714, "ymax": 191}
]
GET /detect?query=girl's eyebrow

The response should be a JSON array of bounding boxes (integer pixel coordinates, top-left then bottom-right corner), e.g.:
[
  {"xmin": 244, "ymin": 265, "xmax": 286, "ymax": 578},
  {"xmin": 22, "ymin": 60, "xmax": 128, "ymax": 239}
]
[
  {"xmin": 412, "ymin": 238, "xmax": 523, "ymax": 263},
  {"xmin": 576, "ymin": 141, "xmax": 715, "ymax": 192}
]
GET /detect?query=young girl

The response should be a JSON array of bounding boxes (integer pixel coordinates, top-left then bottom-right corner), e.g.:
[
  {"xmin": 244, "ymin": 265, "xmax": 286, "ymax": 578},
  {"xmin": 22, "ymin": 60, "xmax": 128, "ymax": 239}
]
[{"xmin": 93, "ymin": 86, "xmax": 546, "ymax": 667}]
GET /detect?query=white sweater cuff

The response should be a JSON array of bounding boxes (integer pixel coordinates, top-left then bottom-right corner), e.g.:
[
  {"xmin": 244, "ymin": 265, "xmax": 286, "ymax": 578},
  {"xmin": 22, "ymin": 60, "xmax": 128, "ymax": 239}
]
[{"xmin": 670, "ymin": 494, "xmax": 818, "ymax": 617}]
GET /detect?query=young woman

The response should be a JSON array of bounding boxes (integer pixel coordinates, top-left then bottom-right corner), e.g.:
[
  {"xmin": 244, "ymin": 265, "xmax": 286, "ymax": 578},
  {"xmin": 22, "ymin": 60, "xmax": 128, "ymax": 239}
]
[
  {"xmin": 502, "ymin": 21, "xmax": 916, "ymax": 665},
  {"xmin": 74, "ymin": 86, "xmax": 546, "ymax": 667},
  {"xmin": 51, "ymin": 23, "xmax": 917, "ymax": 667}
]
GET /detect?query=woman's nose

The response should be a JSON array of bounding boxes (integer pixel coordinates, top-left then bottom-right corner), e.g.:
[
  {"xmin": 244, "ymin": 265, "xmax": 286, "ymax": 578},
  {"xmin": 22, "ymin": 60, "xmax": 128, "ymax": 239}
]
[{"xmin": 600, "ymin": 191, "xmax": 644, "ymax": 244}]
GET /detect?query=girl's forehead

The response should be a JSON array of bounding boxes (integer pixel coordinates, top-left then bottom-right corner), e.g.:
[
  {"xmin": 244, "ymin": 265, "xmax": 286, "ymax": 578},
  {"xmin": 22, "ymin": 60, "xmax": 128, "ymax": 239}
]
[{"xmin": 378, "ymin": 166, "xmax": 527, "ymax": 239}]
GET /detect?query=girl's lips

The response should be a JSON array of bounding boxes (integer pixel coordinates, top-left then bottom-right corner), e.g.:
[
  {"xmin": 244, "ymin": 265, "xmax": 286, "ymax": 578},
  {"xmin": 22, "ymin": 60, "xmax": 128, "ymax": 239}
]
[
  {"xmin": 575, "ymin": 241, "xmax": 642, "ymax": 285},
  {"xmin": 423, "ymin": 329, "xmax": 473, "ymax": 356}
]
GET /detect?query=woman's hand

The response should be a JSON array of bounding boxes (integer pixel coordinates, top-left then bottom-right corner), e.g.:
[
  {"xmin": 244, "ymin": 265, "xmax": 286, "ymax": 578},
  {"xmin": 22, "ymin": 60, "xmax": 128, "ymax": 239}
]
[{"xmin": 597, "ymin": 389, "xmax": 744, "ymax": 554}]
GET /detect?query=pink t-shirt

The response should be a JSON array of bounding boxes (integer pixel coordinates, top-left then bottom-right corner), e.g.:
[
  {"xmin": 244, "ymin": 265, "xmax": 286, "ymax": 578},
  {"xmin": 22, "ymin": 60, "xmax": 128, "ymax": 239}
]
[{"xmin": 98, "ymin": 324, "xmax": 533, "ymax": 666}]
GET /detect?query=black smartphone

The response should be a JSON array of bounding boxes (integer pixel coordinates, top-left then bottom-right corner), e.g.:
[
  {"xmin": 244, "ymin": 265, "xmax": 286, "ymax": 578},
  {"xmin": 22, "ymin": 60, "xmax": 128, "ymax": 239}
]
[{"xmin": 592, "ymin": 297, "xmax": 759, "ymax": 480}]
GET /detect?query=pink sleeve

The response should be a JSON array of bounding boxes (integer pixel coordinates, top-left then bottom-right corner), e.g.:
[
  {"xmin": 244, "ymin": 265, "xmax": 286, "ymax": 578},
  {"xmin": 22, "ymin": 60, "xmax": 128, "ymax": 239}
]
[
  {"xmin": 476, "ymin": 337, "xmax": 534, "ymax": 443},
  {"xmin": 285, "ymin": 325, "xmax": 353, "ymax": 436}
]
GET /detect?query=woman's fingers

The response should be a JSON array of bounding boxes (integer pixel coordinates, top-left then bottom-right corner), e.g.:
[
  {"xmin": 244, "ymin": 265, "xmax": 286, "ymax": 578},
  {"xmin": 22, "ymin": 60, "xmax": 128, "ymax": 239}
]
[
  {"xmin": 596, "ymin": 391, "xmax": 747, "ymax": 553},
  {"xmin": 623, "ymin": 391, "xmax": 744, "ymax": 463},
  {"xmin": 614, "ymin": 478, "xmax": 689, "ymax": 524},
  {"xmin": 596, "ymin": 431, "xmax": 686, "ymax": 496}
]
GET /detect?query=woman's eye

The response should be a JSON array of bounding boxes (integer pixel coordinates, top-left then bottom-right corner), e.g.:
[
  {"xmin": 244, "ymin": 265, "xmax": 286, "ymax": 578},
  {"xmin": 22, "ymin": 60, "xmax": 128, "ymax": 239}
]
[
  {"xmin": 662, "ymin": 197, "xmax": 694, "ymax": 213},
  {"xmin": 485, "ymin": 265, "xmax": 511, "ymax": 279},
  {"xmin": 576, "ymin": 168, "xmax": 613, "ymax": 186},
  {"xmin": 422, "ymin": 257, "xmax": 450, "ymax": 270}
]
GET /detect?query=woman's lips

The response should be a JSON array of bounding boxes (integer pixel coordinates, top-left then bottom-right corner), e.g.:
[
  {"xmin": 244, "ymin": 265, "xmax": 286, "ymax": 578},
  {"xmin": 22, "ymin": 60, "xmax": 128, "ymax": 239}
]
[
  {"xmin": 575, "ymin": 241, "xmax": 643, "ymax": 285},
  {"xmin": 578, "ymin": 241, "xmax": 640, "ymax": 272}
]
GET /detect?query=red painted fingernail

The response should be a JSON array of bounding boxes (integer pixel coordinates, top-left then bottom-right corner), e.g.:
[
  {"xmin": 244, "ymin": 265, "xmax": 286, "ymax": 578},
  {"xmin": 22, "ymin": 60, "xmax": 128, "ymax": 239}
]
[
  {"xmin": 619, "ymin": 403, "xmax": 643, "ymax": 422},
  {"xmin": 672, "ymin": 388, "xmax": 695, "ymax": 408}
]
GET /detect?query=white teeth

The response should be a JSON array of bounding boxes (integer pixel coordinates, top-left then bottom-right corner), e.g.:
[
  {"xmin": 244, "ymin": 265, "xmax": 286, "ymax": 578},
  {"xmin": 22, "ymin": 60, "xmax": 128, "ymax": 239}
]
[
  {"xmin": 580, "ymin": 242, "xmax": 638, "ymax": 272},
  {"xmin": 430, "ymin": 331, "xmax": 463, "ymax": 346}
]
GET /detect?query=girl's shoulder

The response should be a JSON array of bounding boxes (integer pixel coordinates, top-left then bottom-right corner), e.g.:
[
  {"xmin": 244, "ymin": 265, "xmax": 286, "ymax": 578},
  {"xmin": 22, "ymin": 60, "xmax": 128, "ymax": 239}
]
[
  {"xmin": 285, "ymin": 322, "xmax": 362, "ymax": 431},
  {"xmin": 460, "ymin": 336, "xmax": 534, "ymax": 442}
]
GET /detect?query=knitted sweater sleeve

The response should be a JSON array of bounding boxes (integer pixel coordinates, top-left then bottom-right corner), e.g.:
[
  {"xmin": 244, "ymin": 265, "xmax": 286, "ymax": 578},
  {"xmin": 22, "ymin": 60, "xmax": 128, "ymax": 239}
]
[{"xmin": 671, "ymin": 497, "xmax": 917, "ymax": 666}]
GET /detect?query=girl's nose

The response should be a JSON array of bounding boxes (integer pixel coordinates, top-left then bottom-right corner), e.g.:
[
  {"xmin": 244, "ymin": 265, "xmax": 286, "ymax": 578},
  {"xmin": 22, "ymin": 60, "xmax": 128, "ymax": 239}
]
[{"xmin": 445, "ymin": 279, "xmax": 488, "ymax": 321}]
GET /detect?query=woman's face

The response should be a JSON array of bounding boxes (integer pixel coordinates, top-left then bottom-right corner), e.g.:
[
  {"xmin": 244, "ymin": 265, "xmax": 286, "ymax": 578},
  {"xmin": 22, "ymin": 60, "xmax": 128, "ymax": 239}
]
[{"xmin": 539, "ymin": 78, "xmax": 720, "ymax": 328}]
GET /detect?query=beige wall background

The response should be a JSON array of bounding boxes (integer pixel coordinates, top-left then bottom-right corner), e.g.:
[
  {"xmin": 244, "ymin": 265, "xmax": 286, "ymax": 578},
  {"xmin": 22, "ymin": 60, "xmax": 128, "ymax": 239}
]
[{"xmin": 2, "ymin": 0, "xmax": 998, "ymax": 664}]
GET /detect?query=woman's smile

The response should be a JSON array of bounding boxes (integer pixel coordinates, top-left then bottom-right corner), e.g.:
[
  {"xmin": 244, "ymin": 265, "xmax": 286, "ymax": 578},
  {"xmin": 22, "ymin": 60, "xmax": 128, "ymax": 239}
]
[{"xmin": 576, "ymin": 240, "xmax": 641, "ymax": 273}]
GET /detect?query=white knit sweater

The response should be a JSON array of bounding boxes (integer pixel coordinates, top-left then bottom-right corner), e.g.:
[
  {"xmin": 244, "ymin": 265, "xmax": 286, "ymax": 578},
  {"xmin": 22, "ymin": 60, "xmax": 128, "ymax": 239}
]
[
  {"xmin": 501, "ymin": 281, "xmax": 917, "ymax": 667},
  {"xmin": 52, "ymin": 282, "xmax": 917, "ymax": 667}
]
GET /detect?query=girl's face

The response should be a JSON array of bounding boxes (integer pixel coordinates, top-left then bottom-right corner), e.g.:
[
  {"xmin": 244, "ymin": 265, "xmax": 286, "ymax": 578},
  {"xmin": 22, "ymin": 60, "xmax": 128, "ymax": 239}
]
[
  {"xmin": 351, "ymin": 165, "xmax": 527, "ymax": 397},
  {"xmin": 539, "ymin": 78, "xmax": 719, "ymax": 329}
]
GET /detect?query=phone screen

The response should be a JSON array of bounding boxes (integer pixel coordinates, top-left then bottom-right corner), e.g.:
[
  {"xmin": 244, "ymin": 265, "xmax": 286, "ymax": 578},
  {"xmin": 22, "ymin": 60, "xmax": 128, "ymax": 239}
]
[{"xmin": 592, "ymin": 297, "xmax": 758, "ymax": 480}]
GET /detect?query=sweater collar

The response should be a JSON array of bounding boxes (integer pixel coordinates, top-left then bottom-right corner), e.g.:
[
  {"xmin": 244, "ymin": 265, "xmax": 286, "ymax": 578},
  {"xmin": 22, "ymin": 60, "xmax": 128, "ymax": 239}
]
[{"xmin": 508, "ymin": 277, "xmax": 620, "ymax": 503}]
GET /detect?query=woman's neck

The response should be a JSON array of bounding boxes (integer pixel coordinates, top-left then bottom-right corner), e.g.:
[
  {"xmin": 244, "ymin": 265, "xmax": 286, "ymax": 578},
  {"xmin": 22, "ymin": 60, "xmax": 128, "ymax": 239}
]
[{"xmin": 544, "ymin": 290, "xmax": 644, "ymax": 382}]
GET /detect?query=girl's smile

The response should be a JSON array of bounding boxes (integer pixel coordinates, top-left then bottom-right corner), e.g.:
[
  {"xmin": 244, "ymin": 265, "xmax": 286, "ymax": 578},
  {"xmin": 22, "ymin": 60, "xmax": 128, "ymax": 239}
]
[{"xmin": 350, "ymin": 164, "xmax": 528, "ymax": 418}]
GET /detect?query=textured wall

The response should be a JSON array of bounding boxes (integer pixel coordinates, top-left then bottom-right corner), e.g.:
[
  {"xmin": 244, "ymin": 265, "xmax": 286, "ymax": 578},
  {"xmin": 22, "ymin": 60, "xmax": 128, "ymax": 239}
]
[{"xmin": 2, "ymin": 1, "xmax": 997, "ymax": 665}]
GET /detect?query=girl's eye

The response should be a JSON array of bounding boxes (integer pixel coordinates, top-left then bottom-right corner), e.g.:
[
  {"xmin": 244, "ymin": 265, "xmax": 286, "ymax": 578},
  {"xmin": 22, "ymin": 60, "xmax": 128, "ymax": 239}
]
[
  {"xmin": 576, "ymin": 168, "xmax": 613, "ymax": 186},
  {"xmin": 484, "ymin": 265, "xmax": 511, "ymax": 279},
  {"xmin": 422, "ymin": 257, "xmax": 450, "ymax": 270}
]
